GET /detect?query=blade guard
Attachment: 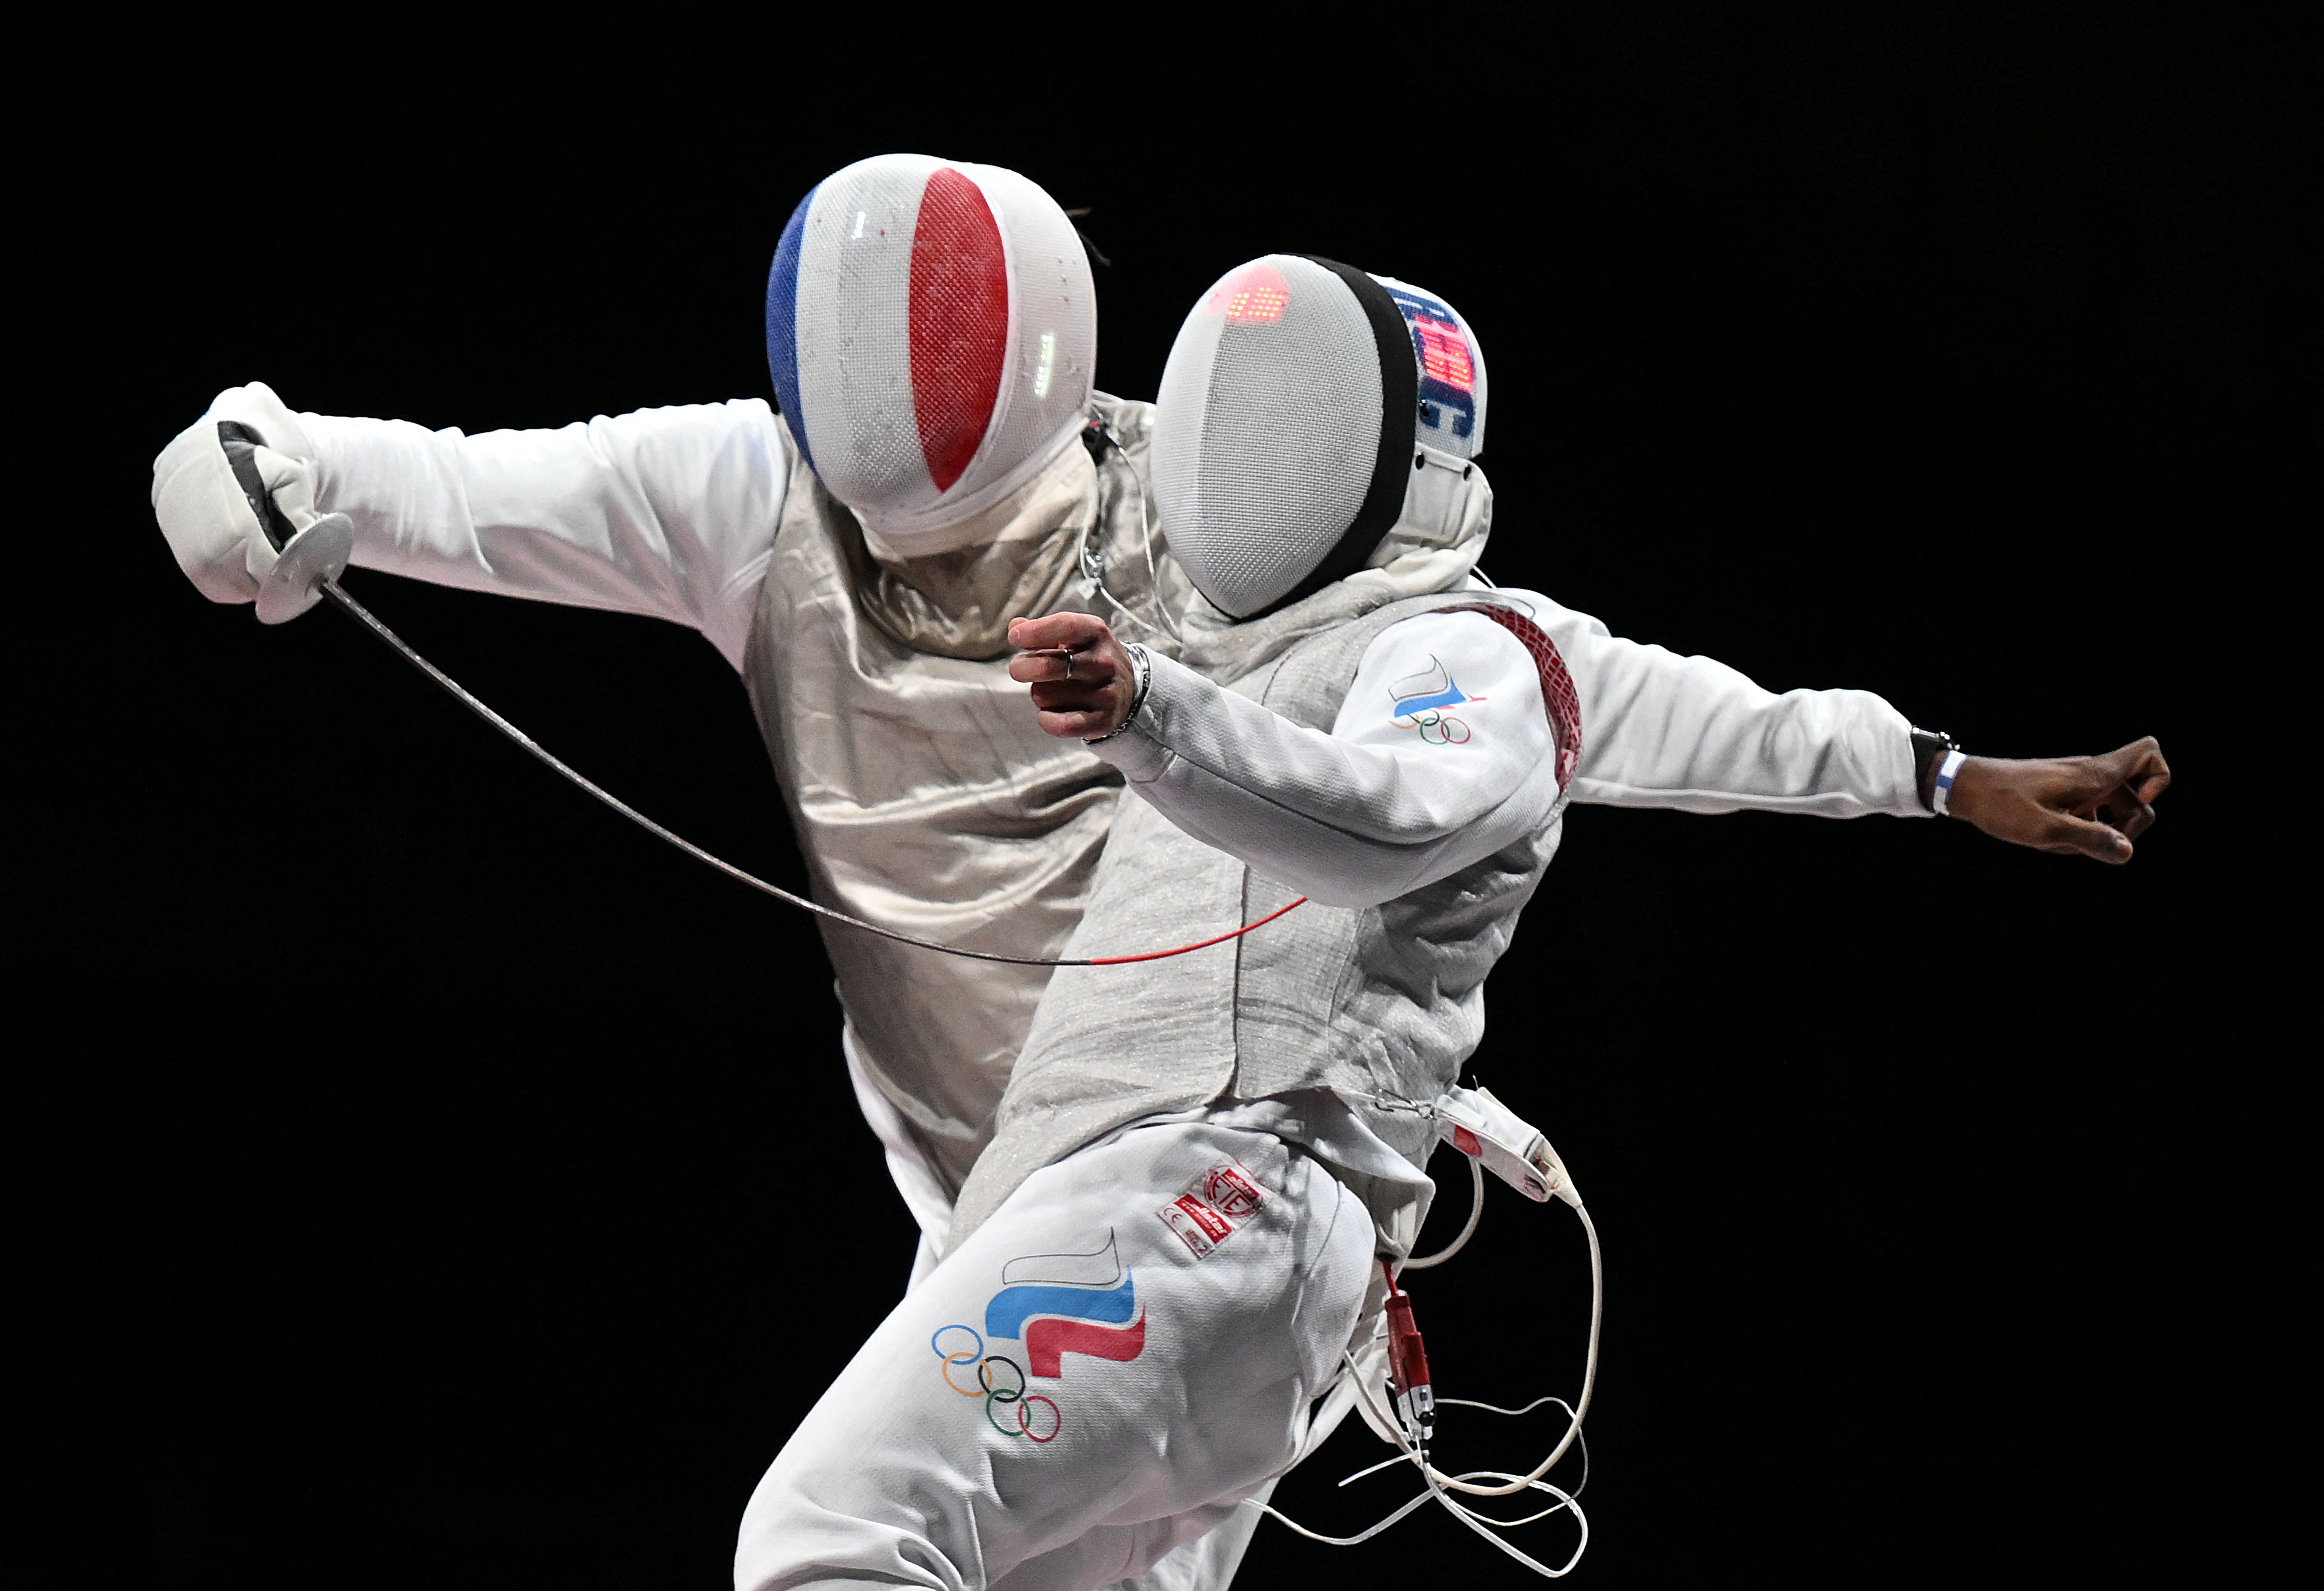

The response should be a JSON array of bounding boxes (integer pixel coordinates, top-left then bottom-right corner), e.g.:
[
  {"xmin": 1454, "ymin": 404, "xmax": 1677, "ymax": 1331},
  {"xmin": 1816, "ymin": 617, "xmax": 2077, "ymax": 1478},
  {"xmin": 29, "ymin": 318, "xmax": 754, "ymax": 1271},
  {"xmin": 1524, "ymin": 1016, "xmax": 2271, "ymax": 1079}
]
[
  {"xmin": 256, "ymin": 512, "xmax": 354, "ymax": 625},
  {"xmin": 1435, "ymin": 1084, "xmax": 1582, "ymax": 1207}
]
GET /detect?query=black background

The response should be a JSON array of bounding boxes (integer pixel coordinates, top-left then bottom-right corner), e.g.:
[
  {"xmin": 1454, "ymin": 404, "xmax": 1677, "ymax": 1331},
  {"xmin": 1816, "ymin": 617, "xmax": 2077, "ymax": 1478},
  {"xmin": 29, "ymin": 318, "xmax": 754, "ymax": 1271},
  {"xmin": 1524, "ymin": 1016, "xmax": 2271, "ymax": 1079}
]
[{"xmin": 12, "ymin": 5, "xmax": 2311, "ymax": 1589}]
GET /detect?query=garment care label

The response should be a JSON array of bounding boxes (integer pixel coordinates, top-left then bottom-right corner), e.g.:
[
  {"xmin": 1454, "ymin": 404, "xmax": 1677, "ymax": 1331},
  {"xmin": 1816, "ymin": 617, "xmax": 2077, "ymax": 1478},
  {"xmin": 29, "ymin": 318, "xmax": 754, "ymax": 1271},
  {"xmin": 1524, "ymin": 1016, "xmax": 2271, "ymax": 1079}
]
[{"xmin": 1157, "ymin": 1160, "xmax": 1267, "ymax": 1259}]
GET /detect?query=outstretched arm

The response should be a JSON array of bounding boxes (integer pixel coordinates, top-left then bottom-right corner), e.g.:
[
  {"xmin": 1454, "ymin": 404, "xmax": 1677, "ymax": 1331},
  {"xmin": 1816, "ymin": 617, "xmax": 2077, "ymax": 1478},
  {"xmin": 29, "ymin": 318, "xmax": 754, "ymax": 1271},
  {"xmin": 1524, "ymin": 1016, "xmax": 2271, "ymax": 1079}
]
[
  {"xmin": 1011, "ymin": 601, "xmax": 2173, "ymax": 870},
  {"xmin": 1500, "ymin": 590, "xmax": 2172, "ymax": 862},
  {"xmin": 151, "ymin": 384, "xmax": 789, "ymax": 671}
]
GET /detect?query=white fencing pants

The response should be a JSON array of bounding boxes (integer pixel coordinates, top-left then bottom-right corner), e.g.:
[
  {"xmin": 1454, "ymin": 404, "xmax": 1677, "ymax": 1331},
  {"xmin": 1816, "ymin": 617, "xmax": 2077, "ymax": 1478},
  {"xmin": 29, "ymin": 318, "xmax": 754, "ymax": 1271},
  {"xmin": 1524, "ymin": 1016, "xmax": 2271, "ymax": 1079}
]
[{"xmin": 735, "ymin": 1120, "xmax": 1375, "ymax": 1590}]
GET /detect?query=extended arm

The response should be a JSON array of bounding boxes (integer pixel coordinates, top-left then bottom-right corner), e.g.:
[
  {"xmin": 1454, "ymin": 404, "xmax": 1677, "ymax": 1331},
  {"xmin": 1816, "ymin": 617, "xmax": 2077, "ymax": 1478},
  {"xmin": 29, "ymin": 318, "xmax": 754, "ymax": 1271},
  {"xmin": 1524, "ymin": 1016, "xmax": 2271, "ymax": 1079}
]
[
  {"xmin": 151, "ymin": 384, "xmax": 789, "ymax": 670},
  {"xmin": 1010, "ymin": 590, "xmax": 2170, "ymax": 871},
  {"xmin": 1533, "ymin": 595, "xmax": 1921, "ymax": 817},
  {"xmin": 1533, "ymin": 593, "xmax": 2170, "ymax": 860}
]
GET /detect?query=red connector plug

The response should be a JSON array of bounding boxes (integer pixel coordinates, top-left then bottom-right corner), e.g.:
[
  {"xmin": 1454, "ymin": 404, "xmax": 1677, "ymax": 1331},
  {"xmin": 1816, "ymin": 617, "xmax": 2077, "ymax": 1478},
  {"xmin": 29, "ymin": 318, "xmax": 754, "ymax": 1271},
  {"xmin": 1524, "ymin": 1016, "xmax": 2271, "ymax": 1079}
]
[{"xmin": 1383, "ymin": 1260, "xmax": 1435, "ymax": 1443}]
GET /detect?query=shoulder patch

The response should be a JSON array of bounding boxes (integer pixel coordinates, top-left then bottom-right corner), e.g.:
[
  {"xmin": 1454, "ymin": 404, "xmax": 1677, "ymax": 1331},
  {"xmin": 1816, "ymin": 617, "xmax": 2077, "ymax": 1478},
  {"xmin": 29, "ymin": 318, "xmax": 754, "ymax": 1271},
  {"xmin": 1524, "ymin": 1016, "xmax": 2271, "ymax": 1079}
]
[{"xmin": 1432, "ymin": 602, "xmax": 1582, "ymax": 789}]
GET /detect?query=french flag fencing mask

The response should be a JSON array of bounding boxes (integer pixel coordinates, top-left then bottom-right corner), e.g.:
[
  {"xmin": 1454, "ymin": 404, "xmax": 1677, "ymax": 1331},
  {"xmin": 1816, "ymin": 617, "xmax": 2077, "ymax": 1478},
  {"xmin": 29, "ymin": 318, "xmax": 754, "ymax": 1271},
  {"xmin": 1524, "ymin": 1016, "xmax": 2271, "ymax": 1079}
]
[
  {"xmin": 766, "ymin": 154, "xmax": 1097, "ymax": 545},
  {"xmin": 1152, "ymin": 254, "xmax": 1489, "ymax": 619}
]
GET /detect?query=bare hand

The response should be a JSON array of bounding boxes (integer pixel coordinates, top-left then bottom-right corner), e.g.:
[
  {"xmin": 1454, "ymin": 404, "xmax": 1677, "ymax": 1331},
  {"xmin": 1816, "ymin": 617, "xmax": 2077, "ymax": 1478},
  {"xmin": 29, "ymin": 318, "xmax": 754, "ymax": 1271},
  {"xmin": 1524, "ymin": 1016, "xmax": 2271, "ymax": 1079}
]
[
  {"xmin": 1942, "ymin": 737, "xmax": 2170, "ymax": 863},
  {"xmin": 1006, "ymin": 613, "xmax": 1137, "ymax": 740}
]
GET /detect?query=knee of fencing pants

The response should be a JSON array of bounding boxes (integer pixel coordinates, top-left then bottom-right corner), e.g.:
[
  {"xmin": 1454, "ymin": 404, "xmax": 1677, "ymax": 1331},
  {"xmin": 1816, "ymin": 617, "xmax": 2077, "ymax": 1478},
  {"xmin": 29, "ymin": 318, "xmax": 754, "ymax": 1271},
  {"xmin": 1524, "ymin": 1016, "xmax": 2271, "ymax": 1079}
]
[{"xmin": 734, "ymin": 1121, "xmax": 1372, "ymax": 1591}]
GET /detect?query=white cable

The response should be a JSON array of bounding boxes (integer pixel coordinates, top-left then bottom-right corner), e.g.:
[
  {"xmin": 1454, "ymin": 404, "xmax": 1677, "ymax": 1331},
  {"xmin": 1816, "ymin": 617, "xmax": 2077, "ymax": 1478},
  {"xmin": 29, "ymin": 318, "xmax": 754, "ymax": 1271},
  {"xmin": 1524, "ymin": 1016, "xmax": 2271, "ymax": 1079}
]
[
  {"xmin": 1253, "ymin": 1485, "xmax": 1437, "ymax": 1546},
  {"xmin": 1399, "ymin": 1153, "xmax": 1484, "ymax": 1270},
  {"xmin": 1090, "ymin": 568, "xmax": 1169, "ymax": 641},
  {"xmin": 1440, "ymin": 1477, "xmax": 1582, "ymax": 1529},
  {"xmin": 1424, "ymin": 1461, "xmax": 1590, "ymax": 1576},
  {"xmin": 1123, "ymin": 431, "xmax": 1180, "ymax": 643},
  {"xmin": 320, "ymin": 579, "xmax": 1307, "ymax": 970},
  {"xmin": 1337, "ymin": 1452, "xmax": 1413, "ymax": 1488},
  {"xmin": 1255, "ymin": 1200, "xmax": 1603, "ymax": 1573},
  {"xmin": 1343, "ymin": 1401, "xmax": 1587, "ymax": 1484},
  {"xmin": 1436, "ymin": 1398, "xmax": 1590, "ymax": 1501},
  {"xmin": 1080, "ymin": 418, "xmax": 1181, "ymax": 645},
  {"xmin": 1336, "ymin": 1345, "xmax": 1589, "ymax": 1573},
  {"xmin": 1255, "ymin": 1355, "xmax": 1436, "ymax": 1544},
  {"xmin": 1439, "ymin": 1394, "xmax": 1572, "ymax": 1416},
  {"xmin": 1432, "ymin": 1202, "xmax": 1600, "ymax": 1498},
  {"xmin": 1275, "ymin": 1464, "xmax": 1579, "ymax": 1545}
]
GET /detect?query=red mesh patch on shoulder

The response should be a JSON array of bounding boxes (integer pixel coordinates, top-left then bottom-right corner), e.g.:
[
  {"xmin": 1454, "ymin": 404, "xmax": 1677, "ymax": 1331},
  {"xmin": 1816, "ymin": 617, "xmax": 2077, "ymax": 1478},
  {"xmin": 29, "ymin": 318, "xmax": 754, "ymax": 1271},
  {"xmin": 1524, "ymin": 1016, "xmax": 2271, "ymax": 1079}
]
[
  {"xmin": 1434, "ymin": 602, "xmax": 1582, "ymax": 789},
  {"xmin": 908, "ymin": 168, "xmax": 1010, "ymax": 493}
]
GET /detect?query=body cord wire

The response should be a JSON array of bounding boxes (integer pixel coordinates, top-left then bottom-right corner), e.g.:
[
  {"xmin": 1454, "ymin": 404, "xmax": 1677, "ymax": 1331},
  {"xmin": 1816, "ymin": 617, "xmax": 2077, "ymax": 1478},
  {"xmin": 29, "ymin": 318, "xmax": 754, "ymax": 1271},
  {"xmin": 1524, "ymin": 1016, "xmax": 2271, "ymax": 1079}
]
[
  {"xmin": 1399, "ymin": 1153, "xmax": 1484, "ymax": 1270},
  {"xmin": 318, "ymin": 578, "xmax": 1297, "ymax": 968}
]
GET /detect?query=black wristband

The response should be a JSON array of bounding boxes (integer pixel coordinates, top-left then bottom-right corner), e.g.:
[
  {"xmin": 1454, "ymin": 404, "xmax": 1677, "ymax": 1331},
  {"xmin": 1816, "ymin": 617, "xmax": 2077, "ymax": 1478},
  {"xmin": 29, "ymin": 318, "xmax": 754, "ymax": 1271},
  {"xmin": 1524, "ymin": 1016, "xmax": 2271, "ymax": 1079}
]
[{"xmin": 1909, "ymin": 728, "xmax": 1959, "ymax": 812}]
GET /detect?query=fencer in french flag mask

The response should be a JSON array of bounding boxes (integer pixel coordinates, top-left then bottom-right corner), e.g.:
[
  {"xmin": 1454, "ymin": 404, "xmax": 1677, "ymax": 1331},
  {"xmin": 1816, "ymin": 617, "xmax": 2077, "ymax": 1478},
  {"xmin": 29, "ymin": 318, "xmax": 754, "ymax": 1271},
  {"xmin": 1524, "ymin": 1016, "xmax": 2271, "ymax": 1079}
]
[{"xmin": 766, "ymin": 154, "xmax": 1099, "ymax": 553}]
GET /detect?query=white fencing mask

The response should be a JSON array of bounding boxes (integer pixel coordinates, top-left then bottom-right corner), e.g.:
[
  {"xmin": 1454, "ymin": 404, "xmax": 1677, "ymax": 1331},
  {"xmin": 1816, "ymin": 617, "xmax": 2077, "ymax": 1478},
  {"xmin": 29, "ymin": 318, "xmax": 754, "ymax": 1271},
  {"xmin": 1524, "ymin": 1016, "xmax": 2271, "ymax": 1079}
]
[
  {"xmin": 765, "ymin": 154, "xmax": 1097, "ymax": 548},
  {"xmin": 1152, "ymin": 254, "xmax": 1490, "ymax": 619}
]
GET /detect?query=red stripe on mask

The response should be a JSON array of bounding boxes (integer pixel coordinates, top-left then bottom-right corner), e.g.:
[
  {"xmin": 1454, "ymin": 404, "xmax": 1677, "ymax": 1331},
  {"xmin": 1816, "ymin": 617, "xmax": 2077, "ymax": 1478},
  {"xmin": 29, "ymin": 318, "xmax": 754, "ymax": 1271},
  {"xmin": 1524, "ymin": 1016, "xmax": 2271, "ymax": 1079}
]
[{"xmin": 908, "ymin": 168, "xmax": 1010, "ymax": 493}]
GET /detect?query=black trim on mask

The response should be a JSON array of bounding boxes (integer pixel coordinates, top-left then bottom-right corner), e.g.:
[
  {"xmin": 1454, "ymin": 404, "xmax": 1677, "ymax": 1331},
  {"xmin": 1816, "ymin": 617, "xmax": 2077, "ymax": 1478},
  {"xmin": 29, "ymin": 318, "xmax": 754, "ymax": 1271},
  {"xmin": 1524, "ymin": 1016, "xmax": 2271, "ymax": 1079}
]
[{"xmin": 1243, "ymin": 255, "xmax": 1417, "ymax": 618}]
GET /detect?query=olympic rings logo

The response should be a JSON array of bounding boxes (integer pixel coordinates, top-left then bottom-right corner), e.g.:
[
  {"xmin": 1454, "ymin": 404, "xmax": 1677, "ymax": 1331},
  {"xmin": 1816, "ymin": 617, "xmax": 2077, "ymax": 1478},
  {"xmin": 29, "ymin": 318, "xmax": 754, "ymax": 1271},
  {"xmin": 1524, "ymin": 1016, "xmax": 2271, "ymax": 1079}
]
[
  {"xmin": 1405, "ymin": 708, "xmax": 1471, "ymax": 746},
  {"xmin": 931, "ymin": 1324, "xmax": 1062, "ymax": 1443}
]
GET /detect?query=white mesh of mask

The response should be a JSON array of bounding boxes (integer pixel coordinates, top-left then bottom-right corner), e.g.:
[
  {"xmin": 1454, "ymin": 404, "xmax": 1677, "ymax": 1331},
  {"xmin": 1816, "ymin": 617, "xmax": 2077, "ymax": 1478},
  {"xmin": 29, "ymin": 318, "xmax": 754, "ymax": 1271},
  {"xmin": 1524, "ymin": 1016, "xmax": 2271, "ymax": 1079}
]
[
  {"xmin": 789, "ymin": 154, "xmax": 1097, "ymax": 542},
  {"xmin": 1153, "ymin": 255, "xmax": 1385, "ymax": 618},
  {"xmin": 791, "ymin": 156, "xmax": 930, "ymax": 513}
]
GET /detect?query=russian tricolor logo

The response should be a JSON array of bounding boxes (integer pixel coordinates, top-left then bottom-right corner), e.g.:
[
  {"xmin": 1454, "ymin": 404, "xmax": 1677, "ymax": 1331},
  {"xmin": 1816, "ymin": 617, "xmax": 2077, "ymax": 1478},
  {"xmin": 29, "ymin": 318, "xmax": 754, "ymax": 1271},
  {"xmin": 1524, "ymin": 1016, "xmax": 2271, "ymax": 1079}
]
[{"xmin": 983, "ymin": 1234, "xmax": 1148, "ymax": 1379}]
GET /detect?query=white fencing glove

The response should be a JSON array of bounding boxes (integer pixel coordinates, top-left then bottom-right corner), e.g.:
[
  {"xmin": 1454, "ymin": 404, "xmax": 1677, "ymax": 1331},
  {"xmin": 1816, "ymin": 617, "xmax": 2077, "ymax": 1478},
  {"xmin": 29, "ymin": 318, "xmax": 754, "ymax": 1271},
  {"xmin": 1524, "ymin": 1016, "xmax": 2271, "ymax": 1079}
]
[{"xmin": 151, "ymin": 382, "xmax": 326, "ymax": 605}]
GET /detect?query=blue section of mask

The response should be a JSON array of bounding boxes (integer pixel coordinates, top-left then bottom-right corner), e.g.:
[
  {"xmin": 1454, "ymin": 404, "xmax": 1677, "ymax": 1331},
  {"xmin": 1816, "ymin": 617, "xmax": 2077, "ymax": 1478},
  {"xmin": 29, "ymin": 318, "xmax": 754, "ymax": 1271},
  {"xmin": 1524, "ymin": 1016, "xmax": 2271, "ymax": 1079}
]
[
  {"xmin": 984, "ymin": 1273, "xmax": 1138, "ymax": 1340},
  {"xmin": 765, "ymin": 185, "xmax": 817, "ymax": 478},
  {"xmin": 1386, "ymin": 284, "xmax": 1479, "ymax": 444}
]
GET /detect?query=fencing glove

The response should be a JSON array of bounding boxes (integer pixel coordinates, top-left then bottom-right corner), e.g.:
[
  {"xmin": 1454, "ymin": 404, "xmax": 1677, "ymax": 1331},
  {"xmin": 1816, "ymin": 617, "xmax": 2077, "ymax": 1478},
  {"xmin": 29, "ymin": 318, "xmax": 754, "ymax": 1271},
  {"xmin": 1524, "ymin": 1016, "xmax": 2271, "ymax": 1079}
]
[{"xmin": 151, "ymin": 382, "xmax": 325, "ymax": 604}]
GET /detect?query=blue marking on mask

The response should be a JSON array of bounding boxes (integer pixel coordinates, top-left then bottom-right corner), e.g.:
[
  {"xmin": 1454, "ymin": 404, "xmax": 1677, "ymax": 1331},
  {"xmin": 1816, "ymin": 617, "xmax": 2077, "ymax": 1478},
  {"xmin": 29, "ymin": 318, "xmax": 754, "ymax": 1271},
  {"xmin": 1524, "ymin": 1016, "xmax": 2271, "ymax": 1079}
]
[{"xmin": 765, "ymin": 185, "xmax": 817, "ymax": 477}]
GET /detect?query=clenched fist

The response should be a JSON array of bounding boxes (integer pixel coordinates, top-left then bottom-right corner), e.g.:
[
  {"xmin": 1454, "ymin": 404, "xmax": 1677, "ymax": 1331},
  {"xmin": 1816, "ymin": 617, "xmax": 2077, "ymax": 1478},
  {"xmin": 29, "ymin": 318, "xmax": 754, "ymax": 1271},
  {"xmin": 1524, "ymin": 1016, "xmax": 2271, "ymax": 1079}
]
[
  {"xmin": 1944, "ymin": 737, "xmax": 2171, "ymax": 863},
  {"xmin": 1007, "ymin": 613, "xmax": 1139, "ymax": 740}
]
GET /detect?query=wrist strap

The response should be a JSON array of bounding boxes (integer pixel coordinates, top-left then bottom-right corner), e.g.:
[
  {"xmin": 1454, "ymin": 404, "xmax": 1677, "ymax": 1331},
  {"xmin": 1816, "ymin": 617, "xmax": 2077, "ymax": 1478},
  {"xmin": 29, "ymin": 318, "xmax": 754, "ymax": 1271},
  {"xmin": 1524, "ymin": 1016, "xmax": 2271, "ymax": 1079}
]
[
  {"xmin": 1932, "ymin": 748, "xmax": 1967, "ymax": 817},
  {"xmin": 1083, "ymin": 642, "xmax": 1152, "ymax": 745},
  {"xmin": 1910, "ymin": 726, "xmax": 1959, "ymax": 811}
]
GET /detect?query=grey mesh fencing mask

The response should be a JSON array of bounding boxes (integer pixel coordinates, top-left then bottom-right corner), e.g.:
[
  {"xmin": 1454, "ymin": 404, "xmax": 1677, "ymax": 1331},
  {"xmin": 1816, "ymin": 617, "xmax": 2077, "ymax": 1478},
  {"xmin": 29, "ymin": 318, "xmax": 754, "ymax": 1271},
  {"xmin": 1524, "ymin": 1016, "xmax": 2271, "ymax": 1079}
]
[{"xmin": 1152, "ymin": 254, "xmax": 1490, "ymax": 619}]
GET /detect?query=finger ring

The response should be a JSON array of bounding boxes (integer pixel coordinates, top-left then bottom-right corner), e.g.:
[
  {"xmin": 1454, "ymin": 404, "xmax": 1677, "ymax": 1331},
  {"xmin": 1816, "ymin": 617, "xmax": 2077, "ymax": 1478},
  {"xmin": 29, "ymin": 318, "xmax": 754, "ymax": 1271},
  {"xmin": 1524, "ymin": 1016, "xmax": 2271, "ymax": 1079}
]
[{"xmin": 1063, "ymin": 651, "xmax": 1074, "ymax": 680}]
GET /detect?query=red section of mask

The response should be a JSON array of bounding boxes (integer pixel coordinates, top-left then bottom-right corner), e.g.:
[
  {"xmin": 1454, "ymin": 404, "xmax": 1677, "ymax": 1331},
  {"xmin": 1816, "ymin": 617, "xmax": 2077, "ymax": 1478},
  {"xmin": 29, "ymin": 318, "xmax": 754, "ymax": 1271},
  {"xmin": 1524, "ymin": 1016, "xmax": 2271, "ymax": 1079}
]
[
  {"xmin": 1210, "ymin": 260, "xmax": 1291, "ymax": 323},
  {"xmin": 1413, "ymin": 317, "xmax": 1476, "ymax": 390},
  {"xmin": 908, "ymin": 168, "xmax": 1010, "ymax": 493}
]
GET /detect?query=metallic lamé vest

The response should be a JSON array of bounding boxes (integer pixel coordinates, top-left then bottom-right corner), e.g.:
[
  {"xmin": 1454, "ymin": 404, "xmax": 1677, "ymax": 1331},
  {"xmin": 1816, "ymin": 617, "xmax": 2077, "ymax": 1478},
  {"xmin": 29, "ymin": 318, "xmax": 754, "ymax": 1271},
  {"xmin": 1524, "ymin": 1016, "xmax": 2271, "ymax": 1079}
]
[
  {"xmin": 947, "ymin": 591, "xmax": 1565, "ymax": 1245},
  {"xmin": 741, "ymin": 395, "xmax": 1183, "ymax": 1197}
]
